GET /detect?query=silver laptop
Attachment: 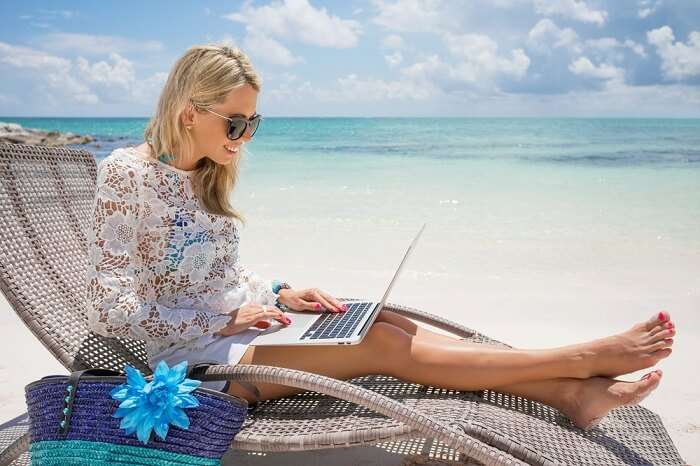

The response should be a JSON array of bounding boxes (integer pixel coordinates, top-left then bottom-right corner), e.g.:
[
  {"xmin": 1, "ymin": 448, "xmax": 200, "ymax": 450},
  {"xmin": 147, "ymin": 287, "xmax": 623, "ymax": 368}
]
[{"xmin": 253, "ymin": 223, "xmax": 426, "ymax": 346}]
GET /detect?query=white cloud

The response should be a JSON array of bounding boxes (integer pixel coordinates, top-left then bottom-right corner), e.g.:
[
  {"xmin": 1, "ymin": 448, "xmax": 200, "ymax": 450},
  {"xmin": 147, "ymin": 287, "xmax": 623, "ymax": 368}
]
[
  {"xmin": 0, "ymin": 42, "xmax": 165, "ymax": 106},
  {"xmin": 266, "ymin": 72, "xmax": 435, "ymax": 104},
  {"xmin": 384, "ymin": 51, "xmax": 403, "ymax": 67},
  {"xmin": 527, "ymin": 19, "xmax": 580, "ymax": 53},
  {"xmin": 395, "ymin": 33, "xmax": 530, "ymax": 96},
  {"xmin": 585, "ymin": 37, "xmax": 646, "ymax": 58},
  {"xmin": 76, "ymin": 53, "xmax": 136, "ymax": 89},
  {"xmin": 225, "ymin": 0, "xmax": 361, "ymax": 49},
  {"xmin": 534, "ymin": 0, "xmax": 607, "ymax": 26},
  {"xmin": 37, "ymin": 9, "xmax": 76, "ymax": 19},
  {"xmin": 647, "ymin": 26, "xmax": 700, "ymax": 80},
  {"xmin": 371, "ymin": 0, "xmax": 455, "ymax": 32},
  {"xmin": 569, "ymin": 56, "xmax": 624, "ymax": 84},
  {"xmin": 0, "ymin": 42, "xmax": 70, "ymax": 70},
  {"xmin": 321, "ymin": 74, "xmax": 435, "ymax": 101},
  {"xmin": 443, "ymin": 33, "xmax": 530, "ymax": 81},
  {"xmin": 243, "ymin": 32, "xmax": 303, "ymax": 66},
  {"xmin": 638, "ymin": 0, "xmax": 662, "ymax": 18},
  {"xmin": 39, "ymin": 33, "xmax": 164, "ymax": 55},
  {"xmin": 382, "ymin": 34, "xmax": 404, "ymax": 49}
]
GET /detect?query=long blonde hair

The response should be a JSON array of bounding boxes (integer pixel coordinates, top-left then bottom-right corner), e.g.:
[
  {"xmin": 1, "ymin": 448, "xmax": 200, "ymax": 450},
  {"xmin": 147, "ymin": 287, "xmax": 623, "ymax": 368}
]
[{"xmin": 144, "ymin": 45, "xmax": 261, "ymax": 222}]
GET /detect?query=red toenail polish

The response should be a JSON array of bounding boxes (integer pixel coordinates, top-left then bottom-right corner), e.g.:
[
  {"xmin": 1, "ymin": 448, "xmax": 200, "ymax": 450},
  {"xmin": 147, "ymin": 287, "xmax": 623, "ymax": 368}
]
[{"xmin": 658, "ymin": 312, "xmax": 666, "ymax": 322}]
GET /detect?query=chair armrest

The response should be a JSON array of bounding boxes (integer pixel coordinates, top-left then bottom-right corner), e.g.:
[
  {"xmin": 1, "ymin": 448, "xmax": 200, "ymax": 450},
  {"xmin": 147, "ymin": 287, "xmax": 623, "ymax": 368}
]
[
  {"xmin": 381, "ymin": 302, "xmax": 478, "ymax": 339},
  {"xmin": 199, "ymin": 364, "xmax": 524, "ymax": 465}
]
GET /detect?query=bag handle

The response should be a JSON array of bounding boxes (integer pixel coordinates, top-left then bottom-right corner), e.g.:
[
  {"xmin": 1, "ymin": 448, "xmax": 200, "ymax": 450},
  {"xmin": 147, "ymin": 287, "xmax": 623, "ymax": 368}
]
[
  {"xmin": 187, "ymin": 363, "xmax": 261, "ymax": 408},
  {"xmin": 58, "ymin": 368, "xmax": 122, "ymax": 435}
]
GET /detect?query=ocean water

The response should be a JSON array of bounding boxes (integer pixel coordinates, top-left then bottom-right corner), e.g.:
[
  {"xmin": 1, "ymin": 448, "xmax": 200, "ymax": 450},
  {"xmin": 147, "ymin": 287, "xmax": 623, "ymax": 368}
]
[{"xmin": 2, "ymin": 117, "xmax": 699, "ymax": 265}]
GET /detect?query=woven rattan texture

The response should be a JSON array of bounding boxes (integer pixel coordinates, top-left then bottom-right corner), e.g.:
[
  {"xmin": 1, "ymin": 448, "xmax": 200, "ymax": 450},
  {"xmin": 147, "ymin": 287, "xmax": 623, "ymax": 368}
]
[
  {"xmin": 0, "ymin": 415, "xmax": 29, "ymax": 466},
  {"xmin": 0, "ymin": 143, "xmax": 686, "ymax": 465},
  {"xmin": 0, "ymin": 144, "xmax": 149, "ymax": 374}
]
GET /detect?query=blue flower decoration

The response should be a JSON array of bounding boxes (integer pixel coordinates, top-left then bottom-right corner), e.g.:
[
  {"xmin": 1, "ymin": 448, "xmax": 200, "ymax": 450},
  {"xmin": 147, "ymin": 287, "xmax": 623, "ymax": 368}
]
[{"xmin": 110, "ymin": 360, "xmax": 201, "ymax": 444}]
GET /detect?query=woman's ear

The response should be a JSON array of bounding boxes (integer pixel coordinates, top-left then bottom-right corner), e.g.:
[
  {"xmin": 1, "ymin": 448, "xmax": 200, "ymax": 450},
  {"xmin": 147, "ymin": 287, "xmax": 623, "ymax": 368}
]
[{"xmin": 180, "ymin": 101, "xmax": 196, "ymax": 128}]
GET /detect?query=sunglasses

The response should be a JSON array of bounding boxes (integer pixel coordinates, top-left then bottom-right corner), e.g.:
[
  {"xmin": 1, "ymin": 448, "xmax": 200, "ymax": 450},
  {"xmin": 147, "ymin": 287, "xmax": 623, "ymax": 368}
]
[{"xmin": 204, "ymin": 108, "xmax": 262, "ymax": 141}]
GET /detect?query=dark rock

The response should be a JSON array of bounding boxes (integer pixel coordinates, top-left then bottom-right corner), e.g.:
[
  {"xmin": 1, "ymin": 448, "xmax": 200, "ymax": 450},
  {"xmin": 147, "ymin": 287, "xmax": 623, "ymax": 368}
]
[{"xmin": 0, "ymin": 121, "xmax": 94, "ymax": 146}]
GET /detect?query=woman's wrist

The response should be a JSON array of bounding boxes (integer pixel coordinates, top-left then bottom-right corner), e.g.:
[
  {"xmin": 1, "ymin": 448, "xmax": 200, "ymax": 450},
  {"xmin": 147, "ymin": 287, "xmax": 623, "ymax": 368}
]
[
  {"xmin": 276, "ymin": 289, "xmax": 293, "ymax": 311},
  {"xmin": 272, "ymin": 280, "xmax": 292, "ymax": 309}
]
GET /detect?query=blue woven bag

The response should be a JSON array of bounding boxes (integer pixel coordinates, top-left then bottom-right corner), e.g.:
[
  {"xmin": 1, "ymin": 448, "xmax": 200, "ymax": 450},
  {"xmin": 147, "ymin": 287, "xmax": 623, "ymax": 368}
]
[{"xmin": 24, "ymin": 361, "xmax": 248, "ymax": 465}]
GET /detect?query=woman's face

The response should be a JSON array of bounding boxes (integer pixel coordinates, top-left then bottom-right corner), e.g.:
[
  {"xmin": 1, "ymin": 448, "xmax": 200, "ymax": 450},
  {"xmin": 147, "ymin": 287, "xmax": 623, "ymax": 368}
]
[{"xmin": 189, "ymin": 83, "xmax": 258, "ymax": 166}]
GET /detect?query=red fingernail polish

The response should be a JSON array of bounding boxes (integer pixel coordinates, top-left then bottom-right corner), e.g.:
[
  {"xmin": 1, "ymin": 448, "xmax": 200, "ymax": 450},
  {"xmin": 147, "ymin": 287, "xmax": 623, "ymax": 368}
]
[
  {"xmin": 658, "ymin": 312, "xmax": 666, "ymax": 322},
  {"xmin": 642, "ymin": 373, "xmax": 651, "ymax": 380},
  {"xmin": 666, "ymin": 322, "xmax": 673, "ymax": 328},
  {"xmin": 316, "ymin": 303, "xmax": 321, "ymax": 309}
]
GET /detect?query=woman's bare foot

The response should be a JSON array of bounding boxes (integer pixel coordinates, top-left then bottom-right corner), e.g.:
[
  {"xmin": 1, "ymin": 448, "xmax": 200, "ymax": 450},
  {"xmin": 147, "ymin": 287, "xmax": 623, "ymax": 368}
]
[
  {"xmin": 561, "ymin": 370, "xmax": 663, "ymax": 430},
  {"xmin": 579, "ymin": 311, "xmax": 675, "ymax": 378}
]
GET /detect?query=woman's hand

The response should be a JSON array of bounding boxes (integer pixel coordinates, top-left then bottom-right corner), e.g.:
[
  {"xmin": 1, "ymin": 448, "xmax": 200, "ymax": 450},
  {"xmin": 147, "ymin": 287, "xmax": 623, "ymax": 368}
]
[
  {"xmin": 277, "ymin": 288, "xmax": 347, "ymax": 313},
  {"xmin": 214, "ymin": 303, "xmax": 291, "ymax": 337}
]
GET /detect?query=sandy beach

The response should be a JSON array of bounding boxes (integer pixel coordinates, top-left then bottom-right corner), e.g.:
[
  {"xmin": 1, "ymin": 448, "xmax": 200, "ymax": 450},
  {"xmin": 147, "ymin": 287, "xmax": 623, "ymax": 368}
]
[{"xmin": 1, "ymin": 217, "xmax": 698, "ymax": 464}]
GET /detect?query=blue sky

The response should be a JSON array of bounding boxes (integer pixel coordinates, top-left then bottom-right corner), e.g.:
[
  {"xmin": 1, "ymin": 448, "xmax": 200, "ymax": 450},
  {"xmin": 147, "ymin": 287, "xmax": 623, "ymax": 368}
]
[{"xmin": 1, "ymin": 0, "xmax": 699, "ymax": 117}]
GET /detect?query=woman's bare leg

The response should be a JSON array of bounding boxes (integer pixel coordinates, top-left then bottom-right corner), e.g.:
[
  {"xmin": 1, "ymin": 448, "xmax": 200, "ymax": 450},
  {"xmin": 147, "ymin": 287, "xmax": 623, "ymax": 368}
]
[
  {"xmin": 228, "ymin": 315, "xmax": 670, "ymax": 427},
  {"xmin": 376, "ymin": 309, "xmax": 675, "ymax": 378}
]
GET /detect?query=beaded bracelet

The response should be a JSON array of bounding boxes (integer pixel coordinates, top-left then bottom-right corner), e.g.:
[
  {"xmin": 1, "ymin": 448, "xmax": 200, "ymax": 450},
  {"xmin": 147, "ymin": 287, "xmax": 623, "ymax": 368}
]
[{"xmin": 272, "ymin": 280, "xmax": 291, "ymax": 311}]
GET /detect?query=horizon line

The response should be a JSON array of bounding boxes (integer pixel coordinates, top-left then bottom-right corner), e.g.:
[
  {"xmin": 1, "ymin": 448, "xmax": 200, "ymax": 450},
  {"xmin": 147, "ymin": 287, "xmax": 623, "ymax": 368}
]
[{"xmin": 2, "ymin": 115, "xmax": 700, "ymax": 119}]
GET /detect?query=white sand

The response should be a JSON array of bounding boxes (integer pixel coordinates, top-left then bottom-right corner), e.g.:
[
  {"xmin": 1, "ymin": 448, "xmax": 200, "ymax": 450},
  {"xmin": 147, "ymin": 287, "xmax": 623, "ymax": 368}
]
[{"xmin": 1, "ymin": 223, "xmax": 698, "ymax": 464}]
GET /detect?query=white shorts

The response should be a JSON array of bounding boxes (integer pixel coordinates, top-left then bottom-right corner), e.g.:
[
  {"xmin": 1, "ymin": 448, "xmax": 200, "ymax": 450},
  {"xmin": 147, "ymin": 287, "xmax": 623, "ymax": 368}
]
[{"xmin": 148, "ymin": 329, "xmax": 261, "ymax": 393}]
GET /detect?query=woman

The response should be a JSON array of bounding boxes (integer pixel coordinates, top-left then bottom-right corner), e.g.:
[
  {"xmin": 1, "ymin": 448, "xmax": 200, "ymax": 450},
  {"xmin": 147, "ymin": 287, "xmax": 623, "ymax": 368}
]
[{"xmin": 86, "ymin": 45, "xmax": 675, "ymax": 430}]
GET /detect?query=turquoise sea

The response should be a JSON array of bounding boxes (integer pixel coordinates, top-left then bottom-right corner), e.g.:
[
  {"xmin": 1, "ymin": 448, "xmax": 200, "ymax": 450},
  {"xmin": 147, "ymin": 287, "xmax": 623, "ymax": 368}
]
[{"xmin": 2, "ymin": 117, "xmax": 699, "ymax": 254}]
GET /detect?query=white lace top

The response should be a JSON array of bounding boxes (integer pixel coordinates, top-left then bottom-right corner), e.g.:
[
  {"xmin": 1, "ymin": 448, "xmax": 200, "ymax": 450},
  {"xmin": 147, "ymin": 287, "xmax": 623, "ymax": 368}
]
[{"xmin": 86, "ymin": 146, "xmax": 280, "ymax": 359}]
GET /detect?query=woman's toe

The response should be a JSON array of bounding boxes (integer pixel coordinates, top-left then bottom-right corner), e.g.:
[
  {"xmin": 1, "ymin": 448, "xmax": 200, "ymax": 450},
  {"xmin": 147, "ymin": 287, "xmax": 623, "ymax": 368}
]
[
  {"xmin": 648, "ymin": 327, "xmax": 675, "ymax": 343},
  {"xmin": 635, "ymin": 370, "xmax": 662, "ymax": 399},
  {"xmin": 650, "ymin": 347, "xmax": 673, "ymax": 361},
  {"xmin": 645, "ymin": 311, "xmax": 670, "ymax": 331}
]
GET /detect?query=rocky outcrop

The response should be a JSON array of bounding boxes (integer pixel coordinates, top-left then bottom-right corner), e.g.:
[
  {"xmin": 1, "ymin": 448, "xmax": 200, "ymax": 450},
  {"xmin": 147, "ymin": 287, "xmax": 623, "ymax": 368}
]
[{"xmin": 0, "ymin": 122, "xmax": 94, "ymax": 146}]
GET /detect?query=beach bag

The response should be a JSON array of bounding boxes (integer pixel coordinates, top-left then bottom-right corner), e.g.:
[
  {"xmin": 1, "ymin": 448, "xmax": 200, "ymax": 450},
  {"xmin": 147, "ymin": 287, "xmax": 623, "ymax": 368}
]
[{"xmin": 24, "ymin": 361, "xmax": 248, "ymax": 465}]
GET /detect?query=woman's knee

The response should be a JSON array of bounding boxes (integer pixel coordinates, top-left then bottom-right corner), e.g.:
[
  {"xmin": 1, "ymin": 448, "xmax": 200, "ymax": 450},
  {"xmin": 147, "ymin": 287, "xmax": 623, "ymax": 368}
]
[{"xmin": 363, "ymin": 322, "xmax": 412, "ymax": 371}]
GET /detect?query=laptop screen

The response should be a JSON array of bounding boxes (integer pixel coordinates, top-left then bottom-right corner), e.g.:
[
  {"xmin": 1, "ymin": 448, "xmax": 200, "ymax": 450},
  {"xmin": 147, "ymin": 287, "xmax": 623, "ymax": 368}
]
[{"xmin": 376, "ymin": 223, "xmax": 426, "ymax": 311}]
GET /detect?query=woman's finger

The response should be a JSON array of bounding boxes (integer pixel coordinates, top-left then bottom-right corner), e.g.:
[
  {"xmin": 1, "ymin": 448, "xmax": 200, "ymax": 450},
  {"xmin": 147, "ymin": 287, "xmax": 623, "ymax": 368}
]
[
  {"xmin": 261, "ymin": 307, "xmax": 291, "ymax": 325},
  {"xmin": 318, "ymin": 291, "xmax": 346, "ymax": 312},
  {"xmin": 310, "ymin": 290, "xmax": 344, "ymax": 313},
  {"xmin": 295, "ymin": 297, "xmax": 326, "ymax": 313}
]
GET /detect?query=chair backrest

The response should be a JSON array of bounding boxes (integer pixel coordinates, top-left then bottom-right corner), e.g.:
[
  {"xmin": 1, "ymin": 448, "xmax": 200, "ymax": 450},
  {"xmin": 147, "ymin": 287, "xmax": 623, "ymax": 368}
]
[{"xmin": 0, "ymin": 143, "xmax": 150, "ymax": 374}]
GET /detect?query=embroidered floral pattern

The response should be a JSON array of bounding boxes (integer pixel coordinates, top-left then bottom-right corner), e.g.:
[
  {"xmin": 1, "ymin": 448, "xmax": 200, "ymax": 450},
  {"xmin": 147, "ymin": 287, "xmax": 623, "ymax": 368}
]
[{"xmin": 86, "ymin": 147, "xmax": 279, "ymax": 358}]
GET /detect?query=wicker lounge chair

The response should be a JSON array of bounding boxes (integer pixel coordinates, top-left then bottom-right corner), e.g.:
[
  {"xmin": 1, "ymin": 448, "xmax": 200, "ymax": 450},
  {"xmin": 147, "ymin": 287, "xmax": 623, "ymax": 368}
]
[{"xmin": 0, "ymin": 143, "xmax": 687, "ymax": 465}]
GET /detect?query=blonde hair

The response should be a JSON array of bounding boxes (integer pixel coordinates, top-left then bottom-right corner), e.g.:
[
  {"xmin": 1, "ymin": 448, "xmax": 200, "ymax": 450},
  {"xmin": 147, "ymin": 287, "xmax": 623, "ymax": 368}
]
[{"xmin": 144, "ymin": 45, "xmax": 261, "ymax": 222}]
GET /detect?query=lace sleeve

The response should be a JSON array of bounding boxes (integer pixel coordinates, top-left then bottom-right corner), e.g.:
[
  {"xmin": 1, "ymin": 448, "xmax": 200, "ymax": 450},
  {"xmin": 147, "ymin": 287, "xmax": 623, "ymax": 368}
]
[
  {"xmin": 234, "ymin": 263, "xmax": 280, "ymax": 308},
  {"xmin": 85, "ymin": 156, "xmax": 231, "ymax": 344}
]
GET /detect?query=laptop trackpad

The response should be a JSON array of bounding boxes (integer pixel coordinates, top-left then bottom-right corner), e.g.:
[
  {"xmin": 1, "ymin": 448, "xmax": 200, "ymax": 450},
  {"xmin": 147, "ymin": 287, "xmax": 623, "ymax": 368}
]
[{"xmin": 254, "ymin": 311, "xmax": 318, "ymax": 342}]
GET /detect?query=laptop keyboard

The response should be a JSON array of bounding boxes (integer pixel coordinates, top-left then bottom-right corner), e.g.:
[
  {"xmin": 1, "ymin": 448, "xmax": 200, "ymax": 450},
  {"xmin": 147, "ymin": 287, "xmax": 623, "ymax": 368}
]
[{"xmin": 300, "ymin": 302, "xmax": 373, "ymax": 340}]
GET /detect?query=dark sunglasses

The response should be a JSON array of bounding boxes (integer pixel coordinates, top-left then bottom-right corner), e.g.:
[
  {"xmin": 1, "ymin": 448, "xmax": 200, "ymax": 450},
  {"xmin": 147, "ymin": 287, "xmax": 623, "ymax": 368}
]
[{"xmin": 204, "ymin": 108, "xmax": 262, "ymax": 140}]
